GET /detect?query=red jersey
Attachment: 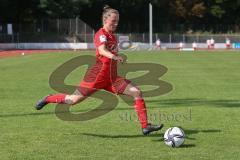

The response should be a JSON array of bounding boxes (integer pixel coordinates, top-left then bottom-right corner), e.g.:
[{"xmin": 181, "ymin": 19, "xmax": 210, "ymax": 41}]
[
  {"xmin": 94, "ymin": 28, "xmax": 118, "ymax": 61},
  {"xmin": 80, "ymin": 27, "xmax": 130, "ymax": 95}
]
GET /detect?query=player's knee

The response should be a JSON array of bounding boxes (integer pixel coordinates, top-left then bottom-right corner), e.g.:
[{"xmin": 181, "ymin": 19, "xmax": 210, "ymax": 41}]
[{"xmin": 131, "ymin": 87, "xmax": 142, "ymax": 98}]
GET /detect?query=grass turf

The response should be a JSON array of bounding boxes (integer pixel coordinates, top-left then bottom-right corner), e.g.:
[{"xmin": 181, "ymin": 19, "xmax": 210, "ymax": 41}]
[{"xmin": 0, "ymin": 50, "xmax": 240, "ymax": 160}]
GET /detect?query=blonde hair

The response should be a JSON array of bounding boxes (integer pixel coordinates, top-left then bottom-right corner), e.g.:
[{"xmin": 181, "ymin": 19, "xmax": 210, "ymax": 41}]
[{"xmin": 102, "ymin": 5, "xmax": 119, "ymax": 24}]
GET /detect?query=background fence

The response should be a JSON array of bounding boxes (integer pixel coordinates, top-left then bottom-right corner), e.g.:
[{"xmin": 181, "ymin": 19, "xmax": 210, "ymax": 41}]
[
  {"xmin": 1, "ymin": 18, "xmax": 240, "ymax": 43},
  {"xmin": 0, "ymin": 18, "xmax": 94, "ymax": 43}
]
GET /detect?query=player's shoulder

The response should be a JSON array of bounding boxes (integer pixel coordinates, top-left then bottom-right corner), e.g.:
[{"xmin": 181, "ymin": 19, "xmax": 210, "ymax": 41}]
[
  {"xmin": 95, "ymin": 28, "xmax": 106, "ymax": 37},
  {"xmin": 95, "ymin": 28, "xmax": 107, "ymax": 40},
  {"xmin": 94, "ymin": 28, "xmax": 108, "ymax": 44}
]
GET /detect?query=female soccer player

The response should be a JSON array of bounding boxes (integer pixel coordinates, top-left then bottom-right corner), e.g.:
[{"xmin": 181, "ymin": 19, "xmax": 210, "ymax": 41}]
[{"xmin": 36, "ymin": 5, "xmax": 163, "ymax": 135}]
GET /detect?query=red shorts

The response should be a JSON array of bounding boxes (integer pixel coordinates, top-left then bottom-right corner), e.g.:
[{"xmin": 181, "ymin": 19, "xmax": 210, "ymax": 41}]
[
  {"xmin": 78, "ymin": 59, "xmax": 131, "ymax": 96},
  {"xmin": 78, "ymin": 76, "xmax": 131, "ymax": 96}
]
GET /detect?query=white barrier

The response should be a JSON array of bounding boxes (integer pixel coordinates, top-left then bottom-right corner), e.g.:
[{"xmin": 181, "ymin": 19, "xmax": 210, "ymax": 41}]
[
  {"xmin": 0, "ymin": 42, "xmax": 234, "ymax": 50},
  {"xmin": 0, "ymin": 43, "xmax": 95, "ymax": 50},
  {"xmin": 0, "ymin": 43, "xmax": 16, "ymax": 49}
]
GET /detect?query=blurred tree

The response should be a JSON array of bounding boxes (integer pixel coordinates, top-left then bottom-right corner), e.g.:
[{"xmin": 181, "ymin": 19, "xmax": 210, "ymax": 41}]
[
  {"xmin": 168, "ymin": 0, "xmax": 207, "ymax": 32},
  {"xmin": 0, "ymin": 0, "xmax": 240, "ymax": 33},
  {"xmin": 37, "ymin": 0, "xmax": 90, "ymax": 18},
  {"xmin": 209, "ymin": 0, "xmax": 226, "ymax": 18},
  {"xmin": 170, "ymin": 0, "xmax": 206, "ymax": 20}
]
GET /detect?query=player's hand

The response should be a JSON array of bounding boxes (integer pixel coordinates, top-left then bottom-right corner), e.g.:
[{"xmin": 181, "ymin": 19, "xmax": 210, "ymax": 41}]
[{"xmin": 113, "ymin": 55, "xmax": 124, "ymax": 63}]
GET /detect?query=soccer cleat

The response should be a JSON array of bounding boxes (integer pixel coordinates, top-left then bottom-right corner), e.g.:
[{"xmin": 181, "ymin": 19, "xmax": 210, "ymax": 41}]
[
  {"xmin": 142, "ymin": 123, "xmax": 164, "ymax": 135},
  {"xmin": 35, "ymin": 95, "xmax": 50, "ymax": 110}
]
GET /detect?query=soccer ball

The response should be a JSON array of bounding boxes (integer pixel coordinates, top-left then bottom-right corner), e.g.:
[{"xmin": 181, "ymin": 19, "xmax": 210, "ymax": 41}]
[{"xmin": 164, "ymin": 127, "xmax": 185, "ymax": 148}]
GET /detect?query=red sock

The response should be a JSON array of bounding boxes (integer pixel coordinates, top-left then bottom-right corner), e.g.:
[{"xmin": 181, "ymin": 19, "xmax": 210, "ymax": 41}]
[
  {"xmin": 134, "ymin": 98, "xmax": 148, "ymax": 128},
  {"xmin": 46, "ymin": 94, "xmax": 66, "ymax": 103}
]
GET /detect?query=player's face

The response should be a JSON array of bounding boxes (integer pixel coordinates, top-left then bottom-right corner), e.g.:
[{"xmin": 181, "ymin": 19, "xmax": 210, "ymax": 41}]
[{"xmin": 104, "ymin": 13, "xmax": 119, "ymax": 32}]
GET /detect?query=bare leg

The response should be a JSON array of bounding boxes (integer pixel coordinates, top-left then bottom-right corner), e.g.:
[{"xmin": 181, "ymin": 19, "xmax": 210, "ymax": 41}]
[
  {"xmin": 122, "ymin": 83, "xmax": 142, "ymax": 100},
  {"xmin": 65, "ymin": 89, "xmax": 87, "ymax": 105},
  {"xmin": 122, "ymin": 83, "xmax": 163, "ymax": 135},
  {"xmin": 36, "ymin": 89, "xmax": 89, "ymax": 110},
  {"xmin": 122, "ymin": 83, "xmax": 148, "ymax": 128}
]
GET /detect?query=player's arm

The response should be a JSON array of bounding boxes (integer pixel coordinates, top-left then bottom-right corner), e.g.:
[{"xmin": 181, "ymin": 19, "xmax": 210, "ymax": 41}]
[{"xmin": 98, "ymin": 44, "xmax": 123, "ymax": 63}]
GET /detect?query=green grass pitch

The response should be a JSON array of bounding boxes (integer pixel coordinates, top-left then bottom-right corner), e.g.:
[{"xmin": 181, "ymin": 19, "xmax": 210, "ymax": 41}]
[{"xmin": 0, "ymin": 50, "xmax": 240, "ymax": 160}]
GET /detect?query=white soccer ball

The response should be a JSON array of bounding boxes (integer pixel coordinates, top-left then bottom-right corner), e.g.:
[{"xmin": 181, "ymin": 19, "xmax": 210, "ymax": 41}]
[{"xmin": 164, "ymin": 127, "xmax": 185, "ymax": 148}]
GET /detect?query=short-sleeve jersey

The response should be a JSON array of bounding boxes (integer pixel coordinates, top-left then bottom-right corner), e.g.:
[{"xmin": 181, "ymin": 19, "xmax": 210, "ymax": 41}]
[
  {"xmin": 80, "ymin": 28, "xmax": 119, "ymax": 90},
  {"xmin": 94, "ymin": 28, "xmax": 118, "ymax": 63}
]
